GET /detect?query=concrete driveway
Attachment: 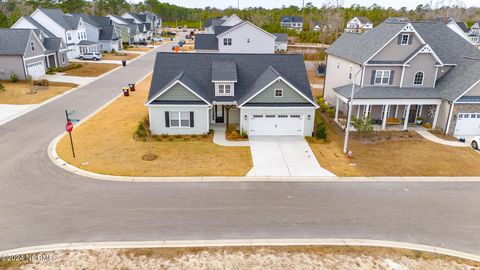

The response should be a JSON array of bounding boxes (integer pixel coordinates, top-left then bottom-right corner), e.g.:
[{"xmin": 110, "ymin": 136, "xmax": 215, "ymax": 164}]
[{"xmin": 247, "ymin": 136, "xmax": 335, "ymax": 177}]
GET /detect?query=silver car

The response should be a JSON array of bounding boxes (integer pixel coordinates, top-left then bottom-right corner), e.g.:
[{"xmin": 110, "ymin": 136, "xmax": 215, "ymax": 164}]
[
  {"xmin": 79, "ymin": 52, "xmax": 102, "ymax": 61},
  {"xmin": 471, "ymin": 136, "xmax": 479, "ymax": 150}
]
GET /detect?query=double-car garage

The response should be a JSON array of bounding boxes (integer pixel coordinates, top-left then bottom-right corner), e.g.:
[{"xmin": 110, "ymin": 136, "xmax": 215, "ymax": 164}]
[
  {"xmin": 26, "ymin": 61, "xmax": 46, "ymax": 78},
  {"xmin": 454, "ymin": 112, "xmax": 480, "ymax": 137},
  {"xmin": 241, "ymin": 108, "xmax": 315, "ymax": 137}
]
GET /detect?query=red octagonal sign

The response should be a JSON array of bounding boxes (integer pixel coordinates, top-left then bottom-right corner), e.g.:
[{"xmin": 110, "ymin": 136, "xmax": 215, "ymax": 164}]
[{"xmin": 65, "ymin": 121, "xmax": 74, "ymax": 133}]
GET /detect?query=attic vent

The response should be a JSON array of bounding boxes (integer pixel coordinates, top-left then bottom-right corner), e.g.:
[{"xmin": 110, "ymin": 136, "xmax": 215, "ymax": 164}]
[{"xmin": 401, "ymin": 24, "xmax": 414, "ymax": 32}]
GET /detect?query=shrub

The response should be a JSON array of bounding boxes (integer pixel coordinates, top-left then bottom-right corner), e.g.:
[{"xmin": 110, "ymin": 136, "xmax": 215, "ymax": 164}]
[
  {"xmin": 26, "ymin": 75, "xmax": 32, "ymax": 84},
  {"xmin": 352, "ymin": 117, "xmax": 374, "ymax": 134},
  {"xmin": 135, "ymin": 120, "xmax": 149, "ymax": 139},
  {"xmin": 33, "ymin": 79, "xmax": 49, "ymax": 86},
  {"xmin": 111, "ymin": 48, "xmax": 116, "ymax": 54},
  {"xmin": 0, "ymin": 83, "xmax": 5, "ymax": 92},
  {"xmin": 327, "ymin": 107, "xmax": 335, "ymax": 118},
  {"xmin": 9, "ymin": 72, "xmax": 18, "ymax": 82},
  {"xmin": 423, "ymin": 122, "xmax": 432, "ymax": 129},
  {"xmin": 240, "ymin": 129, "xmax": 248, "ymax": 138},
  {"xmin": 317, "ymin": 96, "xmax": 325, "ymax": 104},
  {"xmin": 320, "ymin": 102, "xmax": 329, "ymax": 112},
  {"xmin": 315, "ymin": 122, "xmax": 328, "ymax": 141}
]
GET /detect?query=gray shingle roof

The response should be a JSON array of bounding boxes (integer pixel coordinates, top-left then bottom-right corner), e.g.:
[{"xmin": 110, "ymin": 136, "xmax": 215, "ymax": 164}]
[
  {"xmin": 273, "ymin": 33, "xmax": 288, "ymax": 42},
  {"xmin": 125, "ymin": 12, "xmax": 145, "ymax": 23},
  {"xmin": 281, "ymin": 16, "xmax": 303, "ymax": 23},
  {"xmin": 22, "ymin": 16, "xmax": 55, "ymax": 37},
  {"xmin": 211, "ymin": 61, "xmax": 238, "ymax": 82},
  {"xmin": 355, "ymin": 16, "xmax": 372, "ymax": 24},
  {"xmin": 148, "ymin": 53, "xmax": 314, "ymax": 105},
  {"xmin": 90, "ymin": 16, "xmax": 111, "ymax": 26},
  {"xmin": 39, "ymin": 8, "xmax": 78, "ymax": 30},
  {"xmin": 204, "ymin": 18, "xmax": 225, "ymax": 28},
  {"xmin": 334, "ymin": 84, "xmax": 440, "ymax": 99},
  {"xmin": 0, "ymin": 29, "xmax": 33, "ymax": 55},
  {"xmin": 214, "ymin": 26, "xmax": 233, "ymax": 35},
  {"xmin": 195, "ymin": 34, "xmax": 218, "ymax": 50},
  {"xmin": 78, "ymin": 40, "xmax": 98, "ymax": 45},
  {"xmin": 43, "ymin": 37, "xmax": 62, "ymax": 54},
  {"xmin": 98, "ymin": 25, "xmax": 118, "ymax": 41},
  {"xmin": 70, "ymin": 13, "xmax": 98, "ymax": 28}
]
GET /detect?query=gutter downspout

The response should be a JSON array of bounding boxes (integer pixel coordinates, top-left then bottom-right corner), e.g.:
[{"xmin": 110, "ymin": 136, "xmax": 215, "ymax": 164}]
[{"xmin": 322, "ymin": 54, "xmax": 328, "ymax": 98}]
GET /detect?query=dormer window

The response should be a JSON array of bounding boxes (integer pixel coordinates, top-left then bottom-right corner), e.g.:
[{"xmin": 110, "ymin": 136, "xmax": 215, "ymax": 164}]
[
  {"xmin": 413, "ymin": 72, "xmax": 424, "ymax": 85},
  {"xmin": 216, "ymin": 83, "xmax": 234, "ymax": 96},
  {"xmin": 401, "ymin": 34, "xmax": 410, "ymax": 45}
]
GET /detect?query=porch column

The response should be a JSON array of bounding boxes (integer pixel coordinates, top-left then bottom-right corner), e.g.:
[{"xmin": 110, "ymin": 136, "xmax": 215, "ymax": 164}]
[
  {"xmin": 382, "ymin": 105, "xmax": 389, "ymax": 130},
  {"xmin": 364, "ymin": 105, "xmax": 370, "ymax": 118},
  {"xmin": 394, "ymin": 105, "xmax": 399, "ymax": 118},
  {"xmin": 432, "ymin": 104, "xmax": 441, "ymax": 129},
  {"xmin": 356, "ymin": 105, "xmax": 361, "ymax": 118},
  {"xmin": 403, "ymin": 104, "xmax": 411, "ymax": 130},
  {"xmin": 334, "ymin": 97, "xmax": 340, "ymax": 123}
]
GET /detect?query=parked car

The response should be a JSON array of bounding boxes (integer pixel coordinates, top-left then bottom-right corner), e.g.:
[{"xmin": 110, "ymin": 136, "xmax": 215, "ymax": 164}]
[
  {"xmin": 152, "ymin": 37, "xmax": 163, "ymax": 42},
  {"xmin": 182, "ymin": 29, "xmax": 188, "ymax": 32},
  {"xmin": 472, "ymin": 136, "xmax": 479, "ymax": 150},
  {"xmin": 178, "ymin": 39, "xmax": 186, "ymax": 47},
  {"xmin": 185, "ymin": 35, "xmax": 193, "ymax": 40},
  {"xmin": 78, "ymin": 52, "xmax": 102, "ymax": 61},
  {"xmin": 133, "ymin": 40, "xmax": 147, "ymax": 46}
]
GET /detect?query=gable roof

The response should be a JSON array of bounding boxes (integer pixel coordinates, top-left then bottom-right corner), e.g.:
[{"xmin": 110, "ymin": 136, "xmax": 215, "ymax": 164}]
[
  {"xmin": 39, "ymin": 8, "xmax": 79, "ymax": 30},
  {"xmin": 0, "ymin": 29, "xmax": 36, "ymax": 55},
  {"xmin": 98, "ymin": 25, "xmax": 118, "ymax": 41},
  {"xmin": 211, "ymin": 61, "xmax": 238, "ymax": 82},
  {"xmin": 281, "ymin": 16, "xmax": 303, "ymax": 23},
  {"xmin": 216, "ymin": 21, "xmax": 276, "ymax": 39},
  {"xmin": 204, "ymin": 18, "xmax": 226, "ymax": 28},
  {"xmin": 124, "ymin": 12, "xmax": 145, "ymax": 23},
  {"xmin": 21, "ymin": 16, "xmax": 55, "ymax": 37},
  {"xmin": 70, "ymin": 13, "xmax": 98, "ymax": 28},
  {"xmin": 354, "ymin": 16, "xmax": 372, "ymax": 24},
  {"xmin": 90, "ymin": 16, "xmax": 111, "ymax": 26},
  {"xmin": 274, "ymin": 33, "xmax": 288, "ymax": 43},
  {"xmin": 148, "ymin": 53, "xmax": 314, "ymax": 105},
  {"xmin": 214, "ymin": 26, "xmax": 233, "ymax": 35},
  {"xmin": 43, "ymin": 37, "xmax": 62, "ymax": 53},
  {"xmin": 195, "ymin": 34, "xmax": 218, "ymax": 50}
]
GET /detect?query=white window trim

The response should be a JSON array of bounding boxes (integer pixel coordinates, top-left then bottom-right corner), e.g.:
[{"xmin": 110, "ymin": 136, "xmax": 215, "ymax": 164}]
[
  {"xmin": 274, "ymin": 89, "xmax": 283, "ymax": 97},
  {"xmin": 169, "ymin": 111, "xmax": 190, "ymax": 128},
  {"xmin": 413, "ymin": 71, "xmax": 424, "ymax": 86},
  {"xmin": 30, "ymin": 41, "xmax": 35, "ymax": 52},
  {"xmin": 401, "ymin": 34, "xmax": 410, "ymax": 45},
  {"xmin": 374, "ymin": 70, "xmax": 391, "ymax": 85},
  {"xmin": 216, "ymin": 83, "xmax": 234, "ymax": 96}
]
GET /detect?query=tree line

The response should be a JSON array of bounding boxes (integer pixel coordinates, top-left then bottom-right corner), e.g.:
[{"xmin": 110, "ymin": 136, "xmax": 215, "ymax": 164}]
[{"xmin": 1, "ymin": 0, "xmax": 479, "ymax": 43}]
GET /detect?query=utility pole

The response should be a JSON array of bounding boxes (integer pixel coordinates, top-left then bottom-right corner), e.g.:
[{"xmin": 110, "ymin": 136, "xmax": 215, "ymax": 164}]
[{"xmin": 343, "ymin": 67, "xmax": 363, "ymax": 154}]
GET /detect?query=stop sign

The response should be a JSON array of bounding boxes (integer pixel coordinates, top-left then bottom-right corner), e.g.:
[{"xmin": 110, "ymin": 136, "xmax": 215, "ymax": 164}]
[{"xmin": 65, "ymin": 121, "xmax": 74, "ymax": 133}]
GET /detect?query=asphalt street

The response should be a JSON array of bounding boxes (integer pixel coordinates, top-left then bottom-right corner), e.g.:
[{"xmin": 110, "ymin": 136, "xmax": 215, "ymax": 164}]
[{"xmin": 0, "ymin": 40, "xmax": 479, "ymax": 255}]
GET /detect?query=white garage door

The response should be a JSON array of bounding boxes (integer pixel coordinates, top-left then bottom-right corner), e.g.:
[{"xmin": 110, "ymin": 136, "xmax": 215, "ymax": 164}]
[
  {"xmin": 249, "ymin": 114, "xmax": 304, "ymax": 136},
  {"xmin": 26, "ymin": 61, "xmax": 45, "ymax": 78},
  {"xmin": 454, "ymin": 112, "xmax": 480, "ymax": 137}
]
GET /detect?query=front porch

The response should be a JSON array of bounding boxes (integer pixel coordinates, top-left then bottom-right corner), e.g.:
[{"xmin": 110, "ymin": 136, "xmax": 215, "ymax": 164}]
[
  {"xmin": 209, "ymin": 104, "xmax": 240, "ymax": 127},
  {"xmin": 334, "ymin": 95, "xmax": 442, "ymax": 131}
]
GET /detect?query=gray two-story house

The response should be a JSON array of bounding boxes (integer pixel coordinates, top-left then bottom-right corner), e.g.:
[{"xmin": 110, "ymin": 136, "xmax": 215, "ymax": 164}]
[
  {"xmin": 146, "ymin": 53, "xmax": 318, "ymax": 136},
  {"xmin": 324, "ymin": 21, "xmax": 480, "ymax": 138}
]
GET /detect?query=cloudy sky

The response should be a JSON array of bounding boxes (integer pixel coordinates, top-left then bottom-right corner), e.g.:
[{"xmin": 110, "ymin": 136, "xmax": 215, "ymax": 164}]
[{"xmin": 132, "ymin": 0, "xmax": 478, "ymax": 9}]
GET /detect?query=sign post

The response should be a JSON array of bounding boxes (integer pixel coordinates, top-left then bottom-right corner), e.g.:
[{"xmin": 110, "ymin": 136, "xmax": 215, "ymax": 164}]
[{"xmin": 65, "ymin": 110, "xmax": 77, "ymax": 158}]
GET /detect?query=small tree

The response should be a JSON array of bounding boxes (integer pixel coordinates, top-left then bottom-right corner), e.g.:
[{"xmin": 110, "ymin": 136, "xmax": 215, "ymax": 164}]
[
  {"xmin": 351, "ymin": 117, "xmax": 375, "ymax": 135},
  {"xmin": 315, "ymin": 122, "xmax": 328, "ymax": 141}
]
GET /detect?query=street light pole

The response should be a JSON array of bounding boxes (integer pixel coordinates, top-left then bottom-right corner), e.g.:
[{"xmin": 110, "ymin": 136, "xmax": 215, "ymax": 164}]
[{"xmin": 343, "ymin": 67, "xmax": 363, "ymax": 154}]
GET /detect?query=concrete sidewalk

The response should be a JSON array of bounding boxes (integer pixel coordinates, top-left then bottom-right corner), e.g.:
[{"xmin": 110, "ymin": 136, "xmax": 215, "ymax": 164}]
[
  {"xmin": 212, "ymin": 125, "xmax": 249, "ymax": 147},
  {"xmin": 415, "ymin": 129, "xmax": 469, "ymax": 147},
  {"xmin": 0, "ymin": 104, "xmax": 37, "ymax": 125},
  {"xmin": 38, "ymin": 74, "xmax": 96, "ymax": 85}
]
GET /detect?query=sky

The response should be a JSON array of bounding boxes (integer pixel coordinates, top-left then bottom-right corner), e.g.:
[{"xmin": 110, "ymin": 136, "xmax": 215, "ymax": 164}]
[{"xmin": 131, "ymin": 0, "xmax": 479, "ymax": 9}]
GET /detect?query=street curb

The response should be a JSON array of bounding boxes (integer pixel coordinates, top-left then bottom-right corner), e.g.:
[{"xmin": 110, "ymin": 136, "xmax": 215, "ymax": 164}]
[
  {"xmin": 0, "ymin": 43, "xmax": 170, "ymax": 127},
  {"xmin": 1, "ymin": 239, "xmax": 479, "ymax": 262}
]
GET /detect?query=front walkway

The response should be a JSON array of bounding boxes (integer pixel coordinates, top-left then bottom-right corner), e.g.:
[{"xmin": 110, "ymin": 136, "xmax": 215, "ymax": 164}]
[
  {"xmin": 38, "ymin": 74, "xmax": 96, "ymax": 85},
  {"xmin": 415, "ymin": 129, "xmax": 469, "ymax": 147},
  {"xmin": 247, "ymin": 136, "xmax": 335, "ymax": 177},
  {"xmin": 212, "ymin": 125, "xmax": 249, "ymax": 147}
]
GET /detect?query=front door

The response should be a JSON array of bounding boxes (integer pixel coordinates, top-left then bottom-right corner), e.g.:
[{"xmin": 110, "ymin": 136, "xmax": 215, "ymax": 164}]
[
  {"xmin": 215, "ymin": 105, "xmax": 224, "ymax": 123},
  {"xmin": 408, "ymin": 106, "xmax": 418, "ymax": 123}
]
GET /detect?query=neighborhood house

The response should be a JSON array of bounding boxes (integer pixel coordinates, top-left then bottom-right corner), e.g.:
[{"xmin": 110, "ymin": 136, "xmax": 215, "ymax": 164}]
[
  {"xmin": 324, "ymin": 21, "xmax": 480, "ymax": 138},
  {"xmin": 145, "ymin": 53, "xmax": 318, "ymax": 136}
]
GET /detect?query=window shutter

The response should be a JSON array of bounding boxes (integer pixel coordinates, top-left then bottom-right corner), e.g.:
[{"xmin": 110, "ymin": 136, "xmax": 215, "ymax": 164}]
[
  {"xmin": 190, "ymin": 111, "xmax": 194, "ymax": 127},
  {"xmin": 389, "ymin": 70, "xmax": 395, "ymax": 85},
  {"xmin": 165, "ymin": 111, "xmax": 170, "ymax": 127},
  {"xmin": 408, "ymin": 34, "xmax": 413, "ymax": 44},
  {"xmin": 370, "ymin": 70, "xmax": 376, "ymax": 84},
  {"xmin": 397, "ymin": 35, "xmax": 402, "ymax": 44}
]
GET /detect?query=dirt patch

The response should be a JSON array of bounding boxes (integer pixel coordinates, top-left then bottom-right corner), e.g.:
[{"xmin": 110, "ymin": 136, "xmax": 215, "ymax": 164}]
[
  {"xmin": 309, "ymin": 110, "xmax": 480, "ymax": 176},
  {"xmin": 55, "ymin": 75, "xmax": 252, "ymax": 177},
  {"xmin": 126, "ymin": 46, "xmax": 153, "ymax": 52},
  {"xmin": 9, "ymin": 246, "xmax": 480, "ymax": 270},
  {"xmin": 308, "ymin": 70, "xmax": 324, "ymax": 97},
  {"xmin": 63, "ymin": 62, "xmax": 119, "ymax": 77},
  {"xmin": 428, "ymin": 129, "xmax": 459, "ymax": 141},
  {"xmin": 0, "ymin": 81, "xmax": 77, "ymax": 104}
]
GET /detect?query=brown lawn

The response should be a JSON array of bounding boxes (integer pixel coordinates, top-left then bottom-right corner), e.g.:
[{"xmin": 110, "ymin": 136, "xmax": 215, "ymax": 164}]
[
  {"xmin": 307, "ymin": 70, "xmax": 324, "ymax": 98},
  {"xmin": 0, "ymin": 81, "xmax": 77, "ymax": 104},
  {"xmin": 126, "ymin": 47, "xmax": 153, "ymax": 52},
  {"xmin": 63, "ymin": 62, "xmax": 119, "ymax": 77},
  {"xmin": 102, "ymin": 53, "xmax": 139, "ymax": 61},
  {"xmin": 56, "ymin": 75, "xmax": 252, "ymax": 177},
  {"xmin": 309, "ymin": 110, "xmax": 480, "ymax": 176}
]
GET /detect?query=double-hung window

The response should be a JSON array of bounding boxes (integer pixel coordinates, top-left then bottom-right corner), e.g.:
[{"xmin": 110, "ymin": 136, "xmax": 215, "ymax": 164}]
[
  {"xmin": 217, "ymin": 84, "xmax": 231, "ymax": 95},
  {"xmin": 170, "ymin": 112, "xmax": 190, "ymax": 127},
  {"xmin": 223, "ymin": 38, "xmax": 232, "ymax": 46},
  {"xmin": 374, "ymin": 70, "xmax": 391, "ymax": 85},
  {"xmin": 401, "ymin": 34, "xmax": 410, "ymax": 45}
]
